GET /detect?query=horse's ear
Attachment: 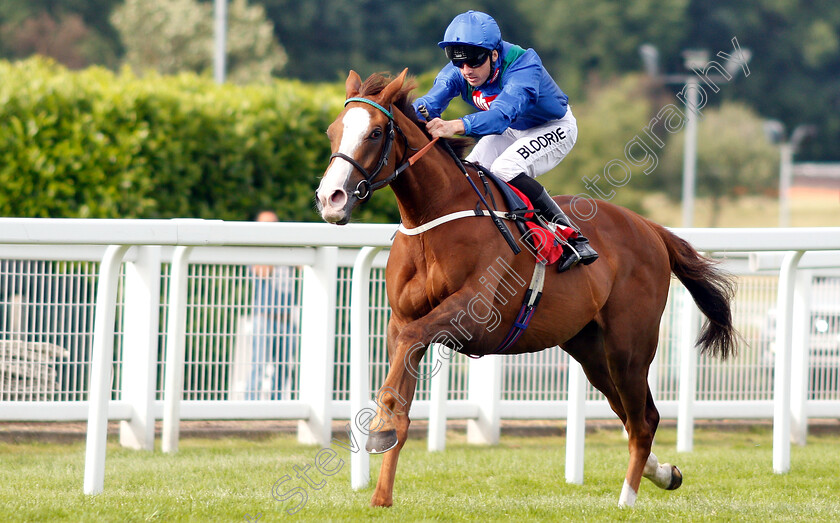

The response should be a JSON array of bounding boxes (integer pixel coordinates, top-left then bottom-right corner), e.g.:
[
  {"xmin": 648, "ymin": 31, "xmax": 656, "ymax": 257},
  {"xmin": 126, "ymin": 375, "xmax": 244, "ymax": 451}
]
[
  {"xmin": 378, "ymin": 68, "xmax": 408, "ymax": 105},
  {"xmin": 345, "ymin": 70, "xmax": 362, "ymax": 98}
]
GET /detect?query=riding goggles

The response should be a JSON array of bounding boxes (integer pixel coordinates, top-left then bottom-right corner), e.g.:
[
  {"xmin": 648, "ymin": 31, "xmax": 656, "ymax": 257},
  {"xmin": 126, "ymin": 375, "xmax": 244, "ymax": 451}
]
[{"xmin": 445, "ymin": 45, "xmax": 490, "ymax": 69}]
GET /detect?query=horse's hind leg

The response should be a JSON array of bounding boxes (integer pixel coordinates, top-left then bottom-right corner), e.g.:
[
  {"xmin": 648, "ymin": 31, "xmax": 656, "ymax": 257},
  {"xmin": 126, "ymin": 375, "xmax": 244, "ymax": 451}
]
[
  {"xmin": 640, "ymin": 386, "xmax": 683, "ymax": 491},
  {"xmin": 565, "ymin": 319, "xmax": 682, "ymax": 507},
  {"xmin": 563, "ymin": 320, "xmax": 627, "ymax": 424},
  {"xmin": 602, "ymin": 325, "xmax": 680, "ymax": 508}
]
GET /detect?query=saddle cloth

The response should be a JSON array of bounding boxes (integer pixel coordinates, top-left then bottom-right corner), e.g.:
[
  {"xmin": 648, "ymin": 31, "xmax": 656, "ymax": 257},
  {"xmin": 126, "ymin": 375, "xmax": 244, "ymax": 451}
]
[{"xmin": 481, "ymin": 170, "xmax": 570, "ymax": 265}]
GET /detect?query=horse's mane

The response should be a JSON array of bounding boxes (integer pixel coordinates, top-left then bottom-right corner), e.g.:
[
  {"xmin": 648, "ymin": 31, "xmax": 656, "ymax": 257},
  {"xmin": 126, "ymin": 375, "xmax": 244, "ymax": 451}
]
[{"xmin": 358, "ymin": 72, "xmax": 473, "ymax": 159}]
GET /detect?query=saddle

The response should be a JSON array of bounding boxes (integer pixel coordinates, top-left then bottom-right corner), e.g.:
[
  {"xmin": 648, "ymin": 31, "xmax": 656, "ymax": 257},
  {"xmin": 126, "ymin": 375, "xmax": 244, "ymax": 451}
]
[{"xmin": 473, "ymin": 166, "xmax": 568, "ymax": 265}]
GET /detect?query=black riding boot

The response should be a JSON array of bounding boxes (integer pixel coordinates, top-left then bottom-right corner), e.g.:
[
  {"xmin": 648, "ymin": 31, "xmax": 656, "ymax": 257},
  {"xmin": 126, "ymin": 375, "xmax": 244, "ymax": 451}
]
[{"xmin": 508, "ymin": 173, "xmax": 598, "ymax": 272}]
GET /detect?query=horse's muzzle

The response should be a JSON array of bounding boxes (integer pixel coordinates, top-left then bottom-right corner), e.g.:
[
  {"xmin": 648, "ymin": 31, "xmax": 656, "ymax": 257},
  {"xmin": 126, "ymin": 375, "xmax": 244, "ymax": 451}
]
[{"xmin": 316, "ymin": 188, "xmax": 351, "ymax": 224}]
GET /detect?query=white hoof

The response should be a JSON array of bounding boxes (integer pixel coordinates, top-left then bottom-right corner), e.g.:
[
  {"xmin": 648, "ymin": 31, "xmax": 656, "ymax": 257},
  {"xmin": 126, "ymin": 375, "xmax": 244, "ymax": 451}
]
[{"xmin": 618, "ymin": 479, "xmax": 637, "ymax": 508}]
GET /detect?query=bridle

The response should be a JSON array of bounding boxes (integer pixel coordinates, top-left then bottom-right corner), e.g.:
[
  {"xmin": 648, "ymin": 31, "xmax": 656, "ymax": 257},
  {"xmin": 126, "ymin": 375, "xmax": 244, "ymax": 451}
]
[
  {"xmin": 328, "ymin": 97, "xmax": 412, "ymax": 202},
  {"xmin": 329, "ymin": 95, "xmax": 521, "ymax": 254}
]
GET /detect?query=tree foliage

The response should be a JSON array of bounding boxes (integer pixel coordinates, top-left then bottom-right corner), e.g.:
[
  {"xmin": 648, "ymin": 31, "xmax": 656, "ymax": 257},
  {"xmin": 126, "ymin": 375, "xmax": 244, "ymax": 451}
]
[
  {"xmin": 0, "ymin": 1, "xmax": 119, "ymax": 68},
  {"xmin": 654, "ymin": 101, "xmax": 780, "ymax": 226},
  {"xmin": 540, "ymin": 74, "xmax": 655, "ymax": 214},
  {"xmin": 111, "ymin": 0, "xmax": 286, "ymax": 83},
  {"xmin": 522, "ymin": 0, "xmax": 689, "ymax": 99},
  {"xmin": 675, "ymin": 0, "xmax": 840, "ymax": 162},
  {"xmin": 1, "ymin": 0, "xmax": 837, "ymax": 160},
  {"xmin": 0, "ymin": 0, "xmax": 836, "ymax": 224}
]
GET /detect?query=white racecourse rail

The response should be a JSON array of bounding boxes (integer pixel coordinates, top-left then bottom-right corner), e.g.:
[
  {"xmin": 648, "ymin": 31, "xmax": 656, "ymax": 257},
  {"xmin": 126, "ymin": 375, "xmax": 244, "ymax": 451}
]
[{"xmin": 0, "ymin": 218, "xmax": 839, "ymax": 494}]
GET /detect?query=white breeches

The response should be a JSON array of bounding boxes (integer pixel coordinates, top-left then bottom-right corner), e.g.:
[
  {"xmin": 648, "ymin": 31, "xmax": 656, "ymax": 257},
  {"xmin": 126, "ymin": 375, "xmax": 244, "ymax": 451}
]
[{"xmin": 466, "ymin": 107, "xmax": 578, "ymax": 182}]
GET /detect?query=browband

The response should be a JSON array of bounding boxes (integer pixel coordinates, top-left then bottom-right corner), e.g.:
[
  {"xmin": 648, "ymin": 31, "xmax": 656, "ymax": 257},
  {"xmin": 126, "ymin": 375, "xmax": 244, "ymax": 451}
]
[{"xmin": 344, "ymin": 97, "xmax": 393, "ymax": 120}]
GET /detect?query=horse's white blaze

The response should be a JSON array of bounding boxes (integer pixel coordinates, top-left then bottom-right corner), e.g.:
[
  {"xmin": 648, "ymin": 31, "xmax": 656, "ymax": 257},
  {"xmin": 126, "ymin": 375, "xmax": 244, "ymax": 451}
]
[
  {"xmin": 643, "ymin": 452, "xmax": 675, "ymax": 489},
  {"xmin": 318, "ymin": 108, "xmax": 371, "ymax": 219}
]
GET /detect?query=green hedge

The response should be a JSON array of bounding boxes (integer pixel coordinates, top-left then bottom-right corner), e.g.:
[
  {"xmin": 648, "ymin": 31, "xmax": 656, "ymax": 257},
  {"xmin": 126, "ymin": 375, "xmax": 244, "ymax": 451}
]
[{"xmin": 0, "ymin": 57, "xmax": 400, "ymax": 222}]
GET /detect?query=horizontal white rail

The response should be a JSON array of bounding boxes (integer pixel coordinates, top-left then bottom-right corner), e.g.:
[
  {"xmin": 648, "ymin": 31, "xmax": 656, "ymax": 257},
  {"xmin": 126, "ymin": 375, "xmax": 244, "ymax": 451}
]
[
  {"xmin": 750, "ymin": 251, "xmax": 840, "ymax": 271},
  {"xmin": 1, "ymin": 219, "xmax": 840, "ymax": 251},
  {"xmin": 0, "ymin": 219, "xmax": 397, "ymax": 247}
]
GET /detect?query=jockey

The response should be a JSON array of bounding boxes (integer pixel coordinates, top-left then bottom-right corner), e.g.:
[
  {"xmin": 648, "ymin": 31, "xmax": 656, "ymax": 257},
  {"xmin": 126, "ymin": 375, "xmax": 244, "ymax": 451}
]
[{"xmin": 412, "ymin": 10, "xmax": 598, "ymax": 272}]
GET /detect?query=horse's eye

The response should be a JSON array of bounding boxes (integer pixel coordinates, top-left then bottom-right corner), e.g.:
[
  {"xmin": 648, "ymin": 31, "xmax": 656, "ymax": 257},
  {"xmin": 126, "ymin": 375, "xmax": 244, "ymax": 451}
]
[{"xmin": 369, "ymin": 128, "xmax": 382, "ymax": 140}]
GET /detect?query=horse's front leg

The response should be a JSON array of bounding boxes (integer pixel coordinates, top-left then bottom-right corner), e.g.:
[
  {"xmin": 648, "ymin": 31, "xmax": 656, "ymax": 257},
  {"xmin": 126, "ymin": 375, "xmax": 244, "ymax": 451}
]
[
  {"xmin": 367, "ymin": 291, "xmax": 483, "ymax": 507},
  {"xmin": 367, "ymin": 329, "xmax": 423, "ymax": 508}
]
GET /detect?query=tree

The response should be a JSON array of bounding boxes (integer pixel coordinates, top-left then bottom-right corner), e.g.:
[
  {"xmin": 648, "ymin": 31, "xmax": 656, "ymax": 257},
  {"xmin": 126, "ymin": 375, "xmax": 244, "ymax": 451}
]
[
  {"xmin": 111, "ymin": 0, "xmax": 286, "ymax": 83},
  {"xmin": 655, "ymin": 101, "xmax": 779, "ymax": 226},
  {"xmin": 521, "ymin": 0, "xmax": 689, "ymax": 99},
  {"xmin": 540, "ymin": 74, "xmax": 655, "ymax": 214},
  {"xmin": 0, "ymin": 1, "xmax": 120, "ymax": 68},
  {"xmin": 259, "ymin": 1, "xmax": 539, "ymax": 81},
  {"xmin": 675, "ymin": 0, "xmax": 840, "ymax": 162},
  {"xmin": 1, "ymin": 12, "xmax": 90, "ymax": 69}
]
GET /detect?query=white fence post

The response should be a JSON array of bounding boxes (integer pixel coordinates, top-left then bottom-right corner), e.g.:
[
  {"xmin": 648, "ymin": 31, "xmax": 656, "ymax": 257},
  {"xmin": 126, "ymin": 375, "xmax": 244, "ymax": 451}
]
[
  {"xmin": 773, "ymin": 250, "xmax": 804, "ymax": 473},
  {"xmin": 565, "ymin": 358, "xmax": 586, "ymax": 484},
  {"xmin": 84, "ymin": 244, "xmax": 130, "ymax": 495},
  {"xmin": 297, "ymin": 246, "xmax": 338, "ymax": 447},
  {"xmin": 349, "ymin": 246, "xmax": 380, "ymax": 489},
  {"xmin": 428, "ymin": 345, "xmax": 451, "ymax": 452},
  {"xmin": 119, "ymin": 246, "xmax": 162, "ymax": 450},
  {"xmin": 162, "ymin": 246, "xmax": 194, "ymax": 454},
  {"xmin": 467, "ymin": 356, "xmax": 501, "ymax": 444},
  {"xmin": 791, "ymin": 269, "xmax": 812, "ymax": 446},
  {"xmin": 677, "ymin": 286, "xmax": 700, "ymax": 453}
]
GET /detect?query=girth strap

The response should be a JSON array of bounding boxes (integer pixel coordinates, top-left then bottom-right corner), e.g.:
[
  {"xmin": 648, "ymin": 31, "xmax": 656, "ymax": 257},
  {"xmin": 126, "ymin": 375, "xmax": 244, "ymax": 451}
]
[{"xmin": 490, "ymin": 261, "xmax": 546, "ymax": 355}]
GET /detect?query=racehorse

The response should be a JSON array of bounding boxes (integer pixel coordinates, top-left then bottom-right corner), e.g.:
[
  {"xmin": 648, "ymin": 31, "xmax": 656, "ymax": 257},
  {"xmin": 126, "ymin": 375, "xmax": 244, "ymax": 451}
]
[{"xmin": 315, "ymin": 69, "xmax": 736, "ymax": 508}]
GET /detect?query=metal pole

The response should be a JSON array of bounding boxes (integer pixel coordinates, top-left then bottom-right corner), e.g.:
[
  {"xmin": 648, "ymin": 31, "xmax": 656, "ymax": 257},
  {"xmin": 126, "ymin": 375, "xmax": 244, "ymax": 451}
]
[
  {"xmin": 779, "ymin": 143, "xmax": 794, "ymax": 227},
  {"xmin": 297, "ymin": 247, "xmax": 338, "ymax": 446},
  {"xmin": 214, "ymin": 0, "xmax": 227, "ymax": 83},
  {"xmin": 681, "ymin": 76, "xmax": 699, "ymax": 228},
  {"xmin": 428, "ymin": 345, "xmax": 450, "ymax": 452}
]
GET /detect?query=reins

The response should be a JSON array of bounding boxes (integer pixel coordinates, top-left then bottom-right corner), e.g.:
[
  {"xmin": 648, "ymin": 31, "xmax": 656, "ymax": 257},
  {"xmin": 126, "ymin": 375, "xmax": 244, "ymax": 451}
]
[
  {"xmin": 333, "ymin": 96, "xmax": 519, "ymax": 254},
  {"xmin": 332, "ymin": 90, "xmax": 546, "ymax": 359},
  {"xmin": 417, "ymin": 105, "xmax": 520, "ymax": 255}
]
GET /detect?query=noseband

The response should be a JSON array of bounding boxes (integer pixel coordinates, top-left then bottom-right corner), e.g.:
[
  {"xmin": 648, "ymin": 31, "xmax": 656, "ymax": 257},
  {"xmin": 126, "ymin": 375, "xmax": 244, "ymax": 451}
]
[{"xmin": 329, "ymin": 97, "xmax": 409, "ymax": 202}]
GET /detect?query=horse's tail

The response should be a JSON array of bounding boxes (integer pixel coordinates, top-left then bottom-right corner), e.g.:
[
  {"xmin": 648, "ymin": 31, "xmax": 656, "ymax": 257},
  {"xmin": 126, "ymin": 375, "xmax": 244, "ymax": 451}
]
[{"xmin": 654, "ymin": 224, "xmax": 738, "ymax": 359}]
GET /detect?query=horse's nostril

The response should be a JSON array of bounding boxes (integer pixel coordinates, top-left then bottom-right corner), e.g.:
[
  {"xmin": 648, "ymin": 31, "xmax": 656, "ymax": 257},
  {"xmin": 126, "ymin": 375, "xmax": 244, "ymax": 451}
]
[{"xmin": 330, "ymin": 190, "xmax": 347, "ymax": 207}]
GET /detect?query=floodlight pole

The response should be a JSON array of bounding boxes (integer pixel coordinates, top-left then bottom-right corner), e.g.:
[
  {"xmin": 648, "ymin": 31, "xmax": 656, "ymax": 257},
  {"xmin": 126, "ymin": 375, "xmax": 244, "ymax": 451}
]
[
  {"xmin": 765, "ymin": 121, "xmax": 816, "ymax": 228},
  {"xmin": 640, "ymin": 45, "xmax": 750, "ymax": 228},
  {"xmin": 778, "ymin": 142, "xmax": 794, "ymax": 227},
  {"xmin": 681, "ymin": 75, "xmax": 699, "ymax": 228},
  {"xmin": 214, "ymin": 0, "xmax": 227, "ymax": 84}
]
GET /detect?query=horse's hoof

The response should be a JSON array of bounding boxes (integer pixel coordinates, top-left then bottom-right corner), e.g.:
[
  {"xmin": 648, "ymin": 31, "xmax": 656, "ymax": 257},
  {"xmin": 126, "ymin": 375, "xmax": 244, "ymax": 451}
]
[
  {"xmin": 667, "ymin": 465, "xmax": 683, "ymax": 490},
  {"xmin": 366, "ymin": 429, "xmax": 398, "ymax": 454},
  {"xmin": 370, "ymin": 494, "xmax": 393, "ymax": 508}
]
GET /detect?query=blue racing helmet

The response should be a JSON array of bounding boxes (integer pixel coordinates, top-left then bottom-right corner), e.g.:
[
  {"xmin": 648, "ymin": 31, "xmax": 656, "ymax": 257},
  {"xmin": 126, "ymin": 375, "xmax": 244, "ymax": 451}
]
[{"xmin": 438, "ymin": 10, "xmax": 501, "ymax": 52}]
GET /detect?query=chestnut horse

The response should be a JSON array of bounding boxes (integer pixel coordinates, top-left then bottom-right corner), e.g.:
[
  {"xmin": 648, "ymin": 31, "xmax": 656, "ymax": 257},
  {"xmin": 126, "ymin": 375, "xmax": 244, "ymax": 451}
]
[{"xmin": 315, "ymin": 69, "xmax": 736, "ymax": 508}]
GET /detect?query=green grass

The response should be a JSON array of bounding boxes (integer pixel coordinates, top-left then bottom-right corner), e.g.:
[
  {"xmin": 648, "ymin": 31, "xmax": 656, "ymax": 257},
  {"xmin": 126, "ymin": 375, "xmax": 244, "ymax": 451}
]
[{"xmin": 1, "ymin": 426, "xmax": 839, "ymax": 521}]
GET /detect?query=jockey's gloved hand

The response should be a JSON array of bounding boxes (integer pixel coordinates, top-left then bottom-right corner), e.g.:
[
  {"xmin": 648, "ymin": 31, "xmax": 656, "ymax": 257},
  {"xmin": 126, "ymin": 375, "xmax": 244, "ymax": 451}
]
[{"xmin": 412, "ymin": 100, "xmax": 436, "ymax": 121}]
